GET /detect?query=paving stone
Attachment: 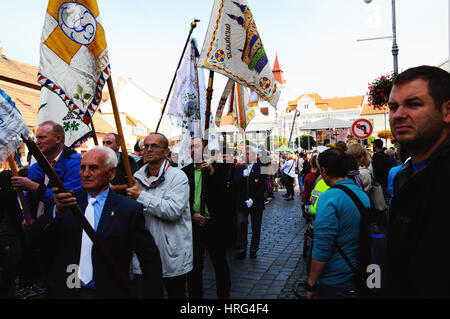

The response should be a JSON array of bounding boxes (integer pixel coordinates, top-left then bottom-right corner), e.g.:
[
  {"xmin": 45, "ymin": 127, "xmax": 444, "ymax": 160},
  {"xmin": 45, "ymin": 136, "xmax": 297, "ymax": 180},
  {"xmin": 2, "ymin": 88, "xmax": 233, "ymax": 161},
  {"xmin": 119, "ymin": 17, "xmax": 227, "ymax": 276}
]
[{"xmin": 201, "ymin": 189, "xmax": 307, "ymax": 299}]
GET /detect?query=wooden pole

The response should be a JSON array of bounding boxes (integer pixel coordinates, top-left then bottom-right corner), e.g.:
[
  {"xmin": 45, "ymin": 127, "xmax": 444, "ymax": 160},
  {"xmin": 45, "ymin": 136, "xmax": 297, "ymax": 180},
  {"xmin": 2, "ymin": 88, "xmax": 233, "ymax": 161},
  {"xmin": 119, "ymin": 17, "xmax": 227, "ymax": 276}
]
[
  {"xmin": 90, "ymin": 117, "xmax": 99, "ymax": 146},
  {"xmin": 156, "ymin": 19, "xmax": 199, "ymax": 132},
  {"xmin": 21, "ymin": 136, "xmax": 137, "ymax": 298},
  {"xmin": 203, "ymin": 71, "xmax": 214, "ymax": 141},
  {"xmin": 200, "ymin": 70, "xmax": 214, "ymax": 217},
  {"xmin": 7, "ymin": 154, "xmax": 31, "ymax": 225},
  {"xmin": 106, "ymin": 77, "xmax": 134, "ymax": 188}
]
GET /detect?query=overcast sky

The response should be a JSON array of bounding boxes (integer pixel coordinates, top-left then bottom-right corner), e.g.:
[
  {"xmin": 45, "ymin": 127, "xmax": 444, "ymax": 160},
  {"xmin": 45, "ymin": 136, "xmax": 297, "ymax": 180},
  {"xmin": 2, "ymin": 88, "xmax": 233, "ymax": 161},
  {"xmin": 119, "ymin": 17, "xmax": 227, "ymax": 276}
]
[{"xmin": 1, "ymin": 0, "xmax": 448, "ymax": 104}]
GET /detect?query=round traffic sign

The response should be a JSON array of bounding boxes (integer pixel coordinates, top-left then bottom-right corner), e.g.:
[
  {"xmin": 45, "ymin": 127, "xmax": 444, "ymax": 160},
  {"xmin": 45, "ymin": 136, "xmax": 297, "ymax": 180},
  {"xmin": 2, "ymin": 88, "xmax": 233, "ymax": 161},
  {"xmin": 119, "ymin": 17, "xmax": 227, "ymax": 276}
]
[{"xmin": 352, "ymin": 119, "xmax": 373, "ymax": 140}]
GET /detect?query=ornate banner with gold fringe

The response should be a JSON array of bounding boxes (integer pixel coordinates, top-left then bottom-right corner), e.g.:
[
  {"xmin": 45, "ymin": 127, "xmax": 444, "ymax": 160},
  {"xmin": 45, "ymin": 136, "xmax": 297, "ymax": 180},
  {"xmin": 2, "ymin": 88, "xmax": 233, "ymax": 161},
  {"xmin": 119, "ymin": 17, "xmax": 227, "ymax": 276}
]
[{"xmin": 198, "ymin": 0, "xmax": 280, "ymax": 108}]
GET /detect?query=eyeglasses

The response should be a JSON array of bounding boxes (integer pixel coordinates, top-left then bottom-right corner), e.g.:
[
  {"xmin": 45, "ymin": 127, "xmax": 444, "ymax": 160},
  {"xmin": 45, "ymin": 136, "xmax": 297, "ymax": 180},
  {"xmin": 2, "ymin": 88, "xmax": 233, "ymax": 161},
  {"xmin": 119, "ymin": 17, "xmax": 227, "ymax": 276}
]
[{"xmin": 143, "ymin": 144, "xmax": 167, "ymax": 150}]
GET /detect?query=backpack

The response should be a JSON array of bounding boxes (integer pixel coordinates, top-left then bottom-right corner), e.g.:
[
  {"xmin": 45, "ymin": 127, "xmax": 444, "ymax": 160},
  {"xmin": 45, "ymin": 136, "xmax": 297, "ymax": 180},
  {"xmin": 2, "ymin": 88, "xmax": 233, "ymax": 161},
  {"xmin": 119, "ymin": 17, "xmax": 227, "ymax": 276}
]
[{"xmin": 331, "ymin": 184, "xmax": 388, "ymax": 298}]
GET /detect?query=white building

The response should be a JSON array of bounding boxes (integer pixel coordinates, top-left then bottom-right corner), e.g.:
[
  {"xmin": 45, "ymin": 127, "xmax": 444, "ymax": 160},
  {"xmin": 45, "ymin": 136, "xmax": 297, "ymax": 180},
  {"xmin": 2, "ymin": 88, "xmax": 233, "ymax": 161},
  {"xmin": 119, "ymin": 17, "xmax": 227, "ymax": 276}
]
[
  {"xmin": 99, "ymin": 76, "xmax": 181, "ymax": 145},
  {"xmin": 285, "ymin": 93, "xmax": 364, "ymax": 147}
]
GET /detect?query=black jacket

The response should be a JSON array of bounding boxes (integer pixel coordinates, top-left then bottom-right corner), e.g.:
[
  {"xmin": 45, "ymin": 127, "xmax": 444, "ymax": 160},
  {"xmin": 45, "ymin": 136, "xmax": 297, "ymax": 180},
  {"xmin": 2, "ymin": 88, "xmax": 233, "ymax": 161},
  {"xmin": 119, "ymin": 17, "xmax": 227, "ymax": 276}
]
[
  {"xmin": 26, "ymin": 189, "xmax": 163, "ymax": 299},
  {"xmin": 386, "ymin": 137, "xmax": 450, "ymax": 298},
  {"xmin": 181, "ymin": 163, "xmax": 221, "ymax": 221},
  {"xmin": 233, "ymin": 163, "xmax": 265, "ymax": 211},
  {"xmin": 372, "ymin": 151, "xmax": 392, "ymax": 190},
  {"xmin": 110, "ymin": 153, "xmax": 139, "ymax": 195}
]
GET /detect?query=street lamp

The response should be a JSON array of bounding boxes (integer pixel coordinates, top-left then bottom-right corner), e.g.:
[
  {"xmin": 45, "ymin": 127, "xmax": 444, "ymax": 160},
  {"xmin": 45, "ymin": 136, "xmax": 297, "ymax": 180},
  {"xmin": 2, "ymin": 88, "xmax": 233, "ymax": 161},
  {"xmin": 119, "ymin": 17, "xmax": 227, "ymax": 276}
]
[{"xmin": 363, "ymin": 0, "xmax": 399, "ymax": 74}]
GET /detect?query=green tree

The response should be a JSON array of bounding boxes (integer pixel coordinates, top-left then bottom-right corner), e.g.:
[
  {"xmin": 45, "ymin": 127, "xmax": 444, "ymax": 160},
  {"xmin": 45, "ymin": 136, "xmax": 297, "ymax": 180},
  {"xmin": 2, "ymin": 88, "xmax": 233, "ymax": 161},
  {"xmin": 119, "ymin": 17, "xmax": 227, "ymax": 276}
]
[{"xmin": 300, "ymin": 135, "xmax": 316, "ymax": 150}]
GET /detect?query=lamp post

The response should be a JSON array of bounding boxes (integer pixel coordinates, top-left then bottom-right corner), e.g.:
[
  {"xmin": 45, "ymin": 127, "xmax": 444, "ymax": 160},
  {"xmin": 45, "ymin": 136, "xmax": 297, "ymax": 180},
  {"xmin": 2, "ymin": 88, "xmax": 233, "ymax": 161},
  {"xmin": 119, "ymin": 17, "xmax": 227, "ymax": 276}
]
[{"xmin": 363, "ymin": 0, "xmax": 399, "ymax": 74}]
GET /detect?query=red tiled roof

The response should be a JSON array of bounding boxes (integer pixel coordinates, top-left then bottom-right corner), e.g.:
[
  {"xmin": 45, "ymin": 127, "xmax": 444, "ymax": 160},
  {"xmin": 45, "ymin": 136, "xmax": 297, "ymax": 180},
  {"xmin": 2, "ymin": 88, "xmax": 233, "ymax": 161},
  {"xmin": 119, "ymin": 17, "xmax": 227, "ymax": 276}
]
[
  {"xmin": 360, "ymin": 103, "xmax": 388, "ymax": 115},
  {"xmin": 322, "ymin": 96, "xmax": 364, "ymax": 110},
  {"xmin": 219, "ymin": 113, "xmax": 234, "ymax": 126},
  {"xmin": 0, "ymin": 80, "xmax": 39, "ymax": 128},
  {"xmin": 287, "ymin": 94, "xmax": 364, "ymax": 112},
  {"xmin": 0, "ymin": 54, "xmax": 116, "ymax": 134},
  {"xmin": 0, "ymin": 54, "xmax": 39, "ymax": 87},
  {"xmin": 287, "ymin": 93, "xmax": 328, "ymax": 112}
]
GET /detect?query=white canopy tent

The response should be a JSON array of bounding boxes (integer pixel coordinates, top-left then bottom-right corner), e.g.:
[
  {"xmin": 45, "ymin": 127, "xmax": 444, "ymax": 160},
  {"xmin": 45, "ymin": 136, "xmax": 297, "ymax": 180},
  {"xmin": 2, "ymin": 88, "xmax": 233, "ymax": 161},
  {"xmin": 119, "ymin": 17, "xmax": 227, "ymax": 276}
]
[{"xmin": 299, "ymin": 117, "xmax": 353, "ymax": 130}]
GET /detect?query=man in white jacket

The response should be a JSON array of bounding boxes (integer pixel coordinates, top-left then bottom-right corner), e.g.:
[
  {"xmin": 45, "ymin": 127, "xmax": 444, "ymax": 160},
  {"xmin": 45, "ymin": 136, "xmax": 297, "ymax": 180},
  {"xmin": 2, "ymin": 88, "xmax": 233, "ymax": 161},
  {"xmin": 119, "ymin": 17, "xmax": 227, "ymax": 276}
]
[{"xmin": 127, "ymin": 132, "xmax": 192, "ymax": 299}]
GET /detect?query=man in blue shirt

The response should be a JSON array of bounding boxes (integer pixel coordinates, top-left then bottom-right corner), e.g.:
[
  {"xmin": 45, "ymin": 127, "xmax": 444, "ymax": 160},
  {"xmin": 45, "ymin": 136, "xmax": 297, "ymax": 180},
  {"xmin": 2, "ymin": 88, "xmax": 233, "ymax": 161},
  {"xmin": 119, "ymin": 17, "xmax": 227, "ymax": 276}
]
[{"xmin": 306, "ymin": 148, "xmax": 370, "ymax": 299}]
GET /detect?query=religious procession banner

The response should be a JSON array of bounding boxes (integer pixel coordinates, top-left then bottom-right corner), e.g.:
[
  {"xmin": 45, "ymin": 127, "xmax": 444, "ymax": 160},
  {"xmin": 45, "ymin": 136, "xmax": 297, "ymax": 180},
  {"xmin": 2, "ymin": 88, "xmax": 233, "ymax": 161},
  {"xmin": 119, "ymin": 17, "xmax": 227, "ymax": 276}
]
[
  {"xmin": 38, "ymin": 87, "xmax": 92, "ymax": 148},
  {"xmin": 232, "ymin": 82, "xmax": 255, "ymax": 131},
  {"xmin": 37, "ymin": 0, "xmax": 110, "ymax": 147},
  {"xmin": 198, "ymin": 0, "xmax": 280, "ymax": 108},
  {"xmin": 0, "ymin": 88, "xmax": 30, "ymax": 162},
  {"xmin": 168, "ymin": 39, "xmax": 219, "ymax": 166}
]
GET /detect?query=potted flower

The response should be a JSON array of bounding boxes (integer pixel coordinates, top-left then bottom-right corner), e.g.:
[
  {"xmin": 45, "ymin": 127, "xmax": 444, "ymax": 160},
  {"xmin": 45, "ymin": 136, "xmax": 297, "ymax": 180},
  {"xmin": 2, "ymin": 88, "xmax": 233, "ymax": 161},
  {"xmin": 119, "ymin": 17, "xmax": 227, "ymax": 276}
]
[
  {"xmin": 378, "ymin": 130, "xmax": 394, "ymax": 141},
  {"xmin": 367, "ymin": 73, "xmax": 396, "ymax": 109}
]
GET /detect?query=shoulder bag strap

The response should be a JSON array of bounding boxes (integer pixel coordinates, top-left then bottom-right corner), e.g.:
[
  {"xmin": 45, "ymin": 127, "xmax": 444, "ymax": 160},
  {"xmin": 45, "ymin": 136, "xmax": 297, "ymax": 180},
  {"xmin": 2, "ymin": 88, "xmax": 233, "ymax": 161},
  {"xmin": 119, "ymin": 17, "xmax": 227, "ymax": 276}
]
[
  {"xmin": 330, "ymin": 184, "xmax": 367, "ymax": 275},
  {"xmin": 287, "ymin": 161, "xmax": 294, "ymax": 174}
]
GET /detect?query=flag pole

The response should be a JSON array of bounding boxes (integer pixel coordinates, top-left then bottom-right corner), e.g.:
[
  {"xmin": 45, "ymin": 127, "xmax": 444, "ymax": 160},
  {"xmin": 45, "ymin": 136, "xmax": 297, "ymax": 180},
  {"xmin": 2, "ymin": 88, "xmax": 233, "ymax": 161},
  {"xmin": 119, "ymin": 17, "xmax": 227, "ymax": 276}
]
[
  {"xmin": 203, "ymin": 70, "xmax": 214, "ymax": 144},
  {"xmin": 21, "ymin": 136, "xmax": 137, "ymax": 298},
  {"xmin": 200, "ymin": 70, "xmax": 214, "ymax": 216},
  {"xmin": 7, "ymin": 154, "xmax": 31, "ymax": 225},
  {"xmin": 155, "ymin": 18, "xmax": 200, "ymax": 132},
  {"xmin": 90, "ymin": 118, "xmax": 99, "ymax": 146},
  {"xmin": 106, "ymin": 77, "xmax": 134, "ymax": 187}
]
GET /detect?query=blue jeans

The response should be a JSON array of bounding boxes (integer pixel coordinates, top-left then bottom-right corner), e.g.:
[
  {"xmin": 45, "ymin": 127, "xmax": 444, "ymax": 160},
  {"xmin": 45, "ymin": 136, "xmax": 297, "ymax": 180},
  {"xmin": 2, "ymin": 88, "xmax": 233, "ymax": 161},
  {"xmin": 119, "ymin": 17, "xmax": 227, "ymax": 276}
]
[{"xmin": 297, "ymin": 175, "xmax": 304, "ymax": 192}]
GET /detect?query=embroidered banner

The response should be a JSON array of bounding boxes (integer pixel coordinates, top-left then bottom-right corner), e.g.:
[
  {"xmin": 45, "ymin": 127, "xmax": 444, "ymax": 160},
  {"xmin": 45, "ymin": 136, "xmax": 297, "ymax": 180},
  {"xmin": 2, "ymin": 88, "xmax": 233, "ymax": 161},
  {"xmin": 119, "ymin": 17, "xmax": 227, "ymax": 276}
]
[
  {"xmin": 0, "ymin": 88, "xmax": 30, "ymax": 162},
  {"xmin": 38, "ymin": 0, "xmax": 110, "ymax": 146},
  {"xmin": 198, "ymin": 0, "xmax": 280, "ymax": 107}
]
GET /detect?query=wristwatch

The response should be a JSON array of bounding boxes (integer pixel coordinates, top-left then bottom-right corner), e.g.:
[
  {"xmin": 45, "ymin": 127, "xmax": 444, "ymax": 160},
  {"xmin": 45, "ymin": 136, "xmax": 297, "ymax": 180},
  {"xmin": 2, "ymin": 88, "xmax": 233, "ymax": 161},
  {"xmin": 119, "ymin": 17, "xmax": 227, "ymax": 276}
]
[{"xmin": 305, "ymin": 281, "xmax": 318, "ymax": 292}]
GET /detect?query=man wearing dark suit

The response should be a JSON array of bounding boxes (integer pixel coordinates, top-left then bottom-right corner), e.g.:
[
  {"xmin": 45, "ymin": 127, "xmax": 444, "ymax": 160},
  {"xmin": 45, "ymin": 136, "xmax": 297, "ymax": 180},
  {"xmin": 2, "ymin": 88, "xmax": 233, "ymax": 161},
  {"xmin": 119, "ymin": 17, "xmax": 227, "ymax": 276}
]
[
  {"xmin": 102, "ymin": 133, "xmax": 139, "ymax": 196},
  {"xmin": 212, "ymin": 148, "xmax": 237, "ymax": 248},
  {"xmin": 181, "ymin": 138, "xmax": 231, "ymax": 299},
  {"xmin": 234, "ymin": 146, "xmax": 266, "ymax": 259},
  {"xmin": 26, "ymin": 146, "xmax": 163, "ymax": 299}
]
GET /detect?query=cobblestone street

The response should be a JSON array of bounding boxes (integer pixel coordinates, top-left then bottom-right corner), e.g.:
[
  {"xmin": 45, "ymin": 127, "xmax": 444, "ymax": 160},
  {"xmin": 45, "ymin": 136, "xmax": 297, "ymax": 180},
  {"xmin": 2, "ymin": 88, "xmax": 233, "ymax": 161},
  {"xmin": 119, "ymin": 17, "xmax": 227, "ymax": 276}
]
[{"xmin": 202, "ymin": 187, "xmax": 308, "ymax": 299}]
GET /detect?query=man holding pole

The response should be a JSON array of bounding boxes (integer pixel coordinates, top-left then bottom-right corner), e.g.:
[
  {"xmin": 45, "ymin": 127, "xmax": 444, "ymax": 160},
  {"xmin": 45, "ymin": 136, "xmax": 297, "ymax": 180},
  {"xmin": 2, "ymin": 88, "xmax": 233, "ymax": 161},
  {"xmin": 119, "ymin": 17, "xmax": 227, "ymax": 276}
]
[
  {"xmin": 181, "ymin": 137, "xmax": 231, "ymax": 299},
  {"xmin": 11, "ymin": 121, "xmax": 82, "ymax": 222},
  {"xmin": 11, "ymin": 120, "xmax": 82, "ymax": 294},
  {"xmin": 26, "ymin": 146, "xmax": 163, "ymax": 299},
  {"xmin": 127, "ymin": 132, "xmax": 193, "ymax": 299}
]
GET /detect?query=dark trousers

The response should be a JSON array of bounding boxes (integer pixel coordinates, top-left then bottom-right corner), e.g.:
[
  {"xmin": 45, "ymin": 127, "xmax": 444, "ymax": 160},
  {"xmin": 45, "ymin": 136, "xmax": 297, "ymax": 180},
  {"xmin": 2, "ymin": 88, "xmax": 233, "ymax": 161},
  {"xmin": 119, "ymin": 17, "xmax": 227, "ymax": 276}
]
[
  {"xmin": 316, "ymin": 280, "xmax": 355, "ymax": 299},
  {"xmin": 236, "ymin": 207, "xmax": 263, "ymax": 254},
  {"xmin": 188, "ymin": 222, "xmax": 230, "ymax": 299},
  {"xmin": 163, "ymin": 274, "xmax": 187, "ymax": 299},
  {"xmin": 285, "ymin": 175, "xmax": 295, "ymax": 197}
]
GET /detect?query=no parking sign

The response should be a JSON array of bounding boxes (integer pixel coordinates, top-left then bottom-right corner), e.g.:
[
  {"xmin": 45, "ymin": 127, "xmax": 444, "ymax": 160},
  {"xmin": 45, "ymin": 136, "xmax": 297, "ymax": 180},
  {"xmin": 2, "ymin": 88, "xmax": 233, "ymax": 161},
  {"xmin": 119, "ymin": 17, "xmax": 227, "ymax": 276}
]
[{"xmin": 351, "ymin": 119, "xmax": 373, "ymax": 140}]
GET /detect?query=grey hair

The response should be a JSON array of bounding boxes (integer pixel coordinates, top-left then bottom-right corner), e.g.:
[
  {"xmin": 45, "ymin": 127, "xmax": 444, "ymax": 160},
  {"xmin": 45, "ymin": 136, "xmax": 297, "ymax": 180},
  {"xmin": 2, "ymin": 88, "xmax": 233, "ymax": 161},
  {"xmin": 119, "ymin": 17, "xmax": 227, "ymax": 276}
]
[{"xmin": 88, "ymin": 146, "xmax": 118, "ymax": 169}]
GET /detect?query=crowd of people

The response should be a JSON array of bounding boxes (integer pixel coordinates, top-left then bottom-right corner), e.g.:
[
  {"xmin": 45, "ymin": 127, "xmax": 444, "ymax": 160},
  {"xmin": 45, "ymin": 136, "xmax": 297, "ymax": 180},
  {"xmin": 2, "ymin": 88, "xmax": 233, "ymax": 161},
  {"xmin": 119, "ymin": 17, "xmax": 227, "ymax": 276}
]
[{"xmin": 0, "ymin": 65, "xmax": 448, "ymax": 299}]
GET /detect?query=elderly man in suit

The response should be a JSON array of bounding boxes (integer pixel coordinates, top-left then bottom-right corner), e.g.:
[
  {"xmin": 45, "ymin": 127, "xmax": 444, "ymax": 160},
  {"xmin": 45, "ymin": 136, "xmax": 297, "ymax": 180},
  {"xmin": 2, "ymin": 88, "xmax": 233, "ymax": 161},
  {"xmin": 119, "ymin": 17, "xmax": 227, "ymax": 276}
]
[{"xmin": 26, "ymin": 146, "xmax": 163, "ymax": 299}]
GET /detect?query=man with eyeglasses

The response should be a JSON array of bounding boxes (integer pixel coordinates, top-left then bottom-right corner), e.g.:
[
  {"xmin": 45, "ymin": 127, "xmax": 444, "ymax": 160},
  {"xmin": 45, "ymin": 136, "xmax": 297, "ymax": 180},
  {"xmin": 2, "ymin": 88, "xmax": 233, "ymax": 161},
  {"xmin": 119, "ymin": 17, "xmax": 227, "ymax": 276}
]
[{"xmin": 126, "ymin": 132, "xmax": 193, "ymax": 299}]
